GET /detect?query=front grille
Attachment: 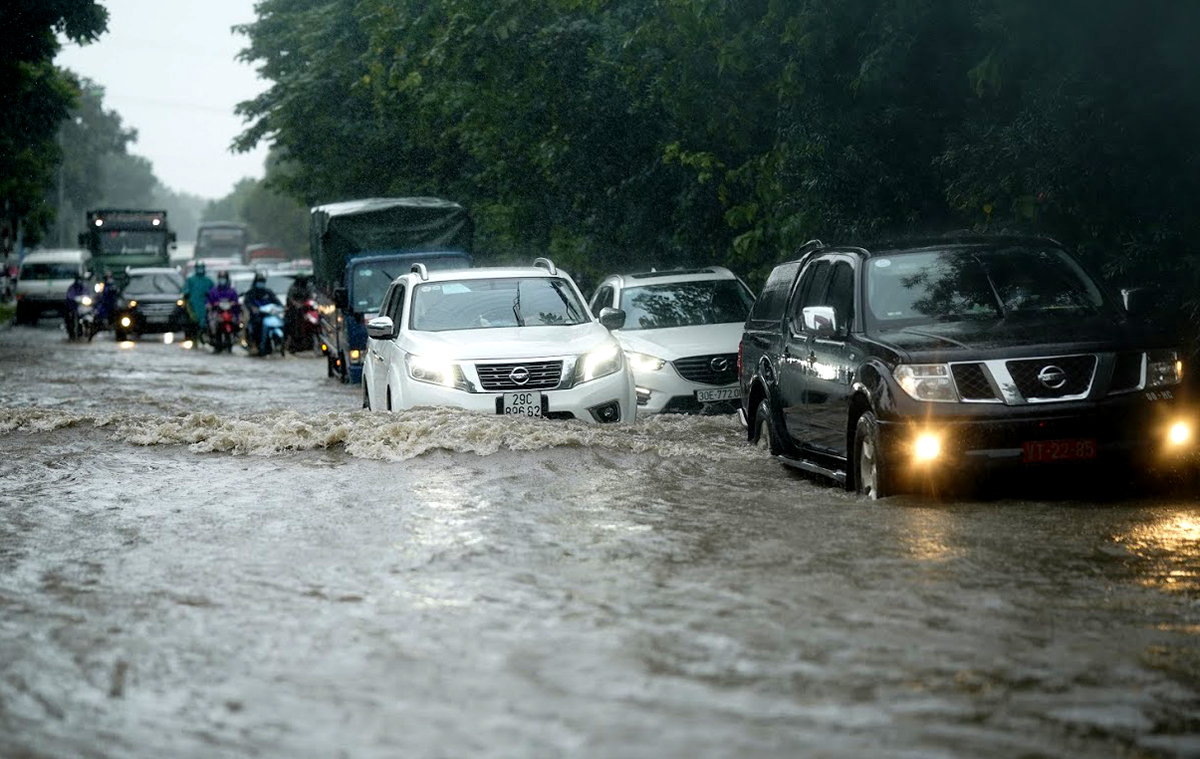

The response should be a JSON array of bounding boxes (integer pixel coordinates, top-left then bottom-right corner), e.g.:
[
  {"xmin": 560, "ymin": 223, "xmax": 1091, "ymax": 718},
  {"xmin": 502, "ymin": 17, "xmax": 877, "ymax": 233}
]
[
  {"xmin": 138, "ymin": 303, "xmax": 176, "ymax": 320},
  {"xmin": 1109, "ymin": 351, "xmax": 1144, "ymax": 393},
  {"xmin": 952, "ymin": 363, "xmax": 997, "ymax": 401},
  {"xmin": 673, "ymin": 353, "xmax": 738, "ymax": 385},
  {"xmin": 1006, "ymin": 355, "xmax": 1096, "ymax": 399},
  {"xmin": 475, "ymin": 360, "xmax": 563, "ymax": 391}
]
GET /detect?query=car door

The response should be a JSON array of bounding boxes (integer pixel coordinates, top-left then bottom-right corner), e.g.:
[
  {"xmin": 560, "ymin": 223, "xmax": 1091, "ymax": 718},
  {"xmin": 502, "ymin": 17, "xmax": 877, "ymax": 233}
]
[
  {"xmin": 799, "ymin": 257, "xmax": 858, "ymax": 457},
  {"xmin": 366, "ymin": 284, "xmax": 396, "ymax": 404},
  {"xmin": 376, "ymin": 283, "xmax": 406, "ymax": 401},
  {"xmin": 779, "ymin": 259, "xmax": 831, "ymax": 445}
]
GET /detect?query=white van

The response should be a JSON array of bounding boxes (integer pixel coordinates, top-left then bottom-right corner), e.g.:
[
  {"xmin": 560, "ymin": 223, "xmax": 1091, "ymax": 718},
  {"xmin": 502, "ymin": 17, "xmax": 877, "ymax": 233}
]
[{"xmin": 15, "ymin": 248, "xmax": 91, "ymax": 325}]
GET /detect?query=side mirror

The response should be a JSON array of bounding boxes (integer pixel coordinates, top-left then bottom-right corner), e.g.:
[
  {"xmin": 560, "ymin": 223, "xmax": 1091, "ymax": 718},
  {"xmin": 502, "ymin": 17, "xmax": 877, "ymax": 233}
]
[
  {"xmin": 599, "ymin": 307, "xmax": 626, "ymax": 330},
  {"xmin": 366, "ymin": 315, "xmax": 394, "ymax": 340},
  {"xmin": 333, "ymin": 286, "xmax": 349, "ymax": 310},
  {"xmin": 802, "ymin": 306, "xmax": 837, "ymax": 338}
]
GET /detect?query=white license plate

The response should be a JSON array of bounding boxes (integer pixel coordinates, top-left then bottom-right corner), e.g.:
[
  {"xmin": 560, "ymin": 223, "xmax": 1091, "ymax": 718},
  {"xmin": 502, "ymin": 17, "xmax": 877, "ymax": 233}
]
[
  {"xmin": 501, "ymin": 391, "xmax": 543, "ymax": 416},
  {"xmin": 695, "ymin": 386, "xmax": 740, "ymax": 403}
]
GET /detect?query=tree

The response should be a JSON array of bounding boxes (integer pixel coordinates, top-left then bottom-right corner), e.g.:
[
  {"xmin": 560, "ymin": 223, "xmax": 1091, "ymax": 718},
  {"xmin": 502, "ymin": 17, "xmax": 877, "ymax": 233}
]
[{"xmin": 1, "ymin": 1, "xmax": 108, "ymax": 251}]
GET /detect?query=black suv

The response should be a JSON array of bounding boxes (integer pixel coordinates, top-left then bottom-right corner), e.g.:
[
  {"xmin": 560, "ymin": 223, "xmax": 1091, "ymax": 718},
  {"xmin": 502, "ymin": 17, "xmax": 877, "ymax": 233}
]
[{"xmin": 739, "ymin": 236, "xmax": 1194, "ymax": 497}]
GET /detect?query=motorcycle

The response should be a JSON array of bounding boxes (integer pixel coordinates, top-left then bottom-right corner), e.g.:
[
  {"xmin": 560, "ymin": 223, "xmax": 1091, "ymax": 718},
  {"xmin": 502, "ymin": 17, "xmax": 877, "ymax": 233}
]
[
  {"xmin": 208, "ymin": 299, "xmax": 239, "ymax": 353},
  {"xmin": 64, "ymin": 294, "xmax": 98, "ymax": 341},
  {"xmin": 257, "ymin": 303, "xmax": 286, "ymax": 357},
  {"xmin": 287, "ymin": 296, "xmax": 321, "ymax": 354}
]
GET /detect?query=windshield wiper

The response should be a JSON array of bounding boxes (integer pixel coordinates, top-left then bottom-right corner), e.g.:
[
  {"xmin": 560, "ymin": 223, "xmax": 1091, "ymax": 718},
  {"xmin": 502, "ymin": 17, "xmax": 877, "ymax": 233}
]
[
  {"xmin": 550, "ymin": 281, "xmax": 582, "ymax": 323},
  {"xmin": 512, "ymin": 281, "xmax": 525, "ymax": 326}
]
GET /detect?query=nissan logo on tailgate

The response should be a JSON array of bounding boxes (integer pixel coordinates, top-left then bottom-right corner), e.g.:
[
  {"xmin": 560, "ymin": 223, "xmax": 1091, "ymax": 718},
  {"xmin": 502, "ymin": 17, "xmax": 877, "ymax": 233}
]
[
  {"xmin": 508, "ymin": 366, "xmax": 530, "ymax": 385},
  {"xmin": 1037, "ymin": 365, "xmax": 1067, "ymax": 389}
]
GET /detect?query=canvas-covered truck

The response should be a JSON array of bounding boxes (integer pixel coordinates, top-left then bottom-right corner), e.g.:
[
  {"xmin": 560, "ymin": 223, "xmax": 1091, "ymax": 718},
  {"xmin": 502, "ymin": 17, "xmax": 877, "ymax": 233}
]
[
  {"xmin": 78, "ymin": 209, "xmax": 175, "ymax": 277},
  {"xmin": 311, "ymin": 197, "xmax": 473, "ymax": 383}
]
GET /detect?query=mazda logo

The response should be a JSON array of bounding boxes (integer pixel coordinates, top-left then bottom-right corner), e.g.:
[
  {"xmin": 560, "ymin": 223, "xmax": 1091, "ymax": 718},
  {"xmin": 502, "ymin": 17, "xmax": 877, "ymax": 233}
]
[
  {"xmin": 710, "ymin": 357, "xmax": 730, "ymax": 373},
  {"xmin": 508, "ymin": 366, "xmax": 531, "ymax": 385},
  {"xmin": 1037, "ymin": 365, "xmax": 1067, "ymax": 389}
]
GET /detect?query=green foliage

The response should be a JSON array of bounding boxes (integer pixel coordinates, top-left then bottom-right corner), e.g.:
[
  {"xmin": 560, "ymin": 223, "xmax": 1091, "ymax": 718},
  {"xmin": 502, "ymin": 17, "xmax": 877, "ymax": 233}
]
[
  {"xmin": 234, "ymin": 0, "xmax": 1200, "ymax": 296},
  {"xmin": 0, "ymin": 1, "xmax": 108, "ymax": 249}
]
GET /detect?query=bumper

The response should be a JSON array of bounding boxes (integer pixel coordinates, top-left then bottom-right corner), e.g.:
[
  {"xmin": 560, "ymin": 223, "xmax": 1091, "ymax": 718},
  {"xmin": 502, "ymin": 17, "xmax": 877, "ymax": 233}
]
[
  {"xmin": 118, "ymin": 309, "xmax": 188, "ymax": 333},
  {"xmin": 633, "ymin": 367, "xmax": 740, "ymax": 416},
  {"xmin": 877, "ymin": 395, "xmax": 1198, "ymax": 473},
  {"xmin": 398, "ymin": 368, "xmax": 636, "ymax": 423}
]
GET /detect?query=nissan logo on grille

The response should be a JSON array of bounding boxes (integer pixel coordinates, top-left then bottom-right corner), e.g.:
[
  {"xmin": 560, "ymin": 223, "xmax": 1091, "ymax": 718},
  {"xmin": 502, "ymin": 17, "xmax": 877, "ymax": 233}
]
[
  {"xmin": 709, "ymin": 357, "xmax": 730, "ymax": 373},
  {"xmin": 508, "ymin": 366, "xmax": 531, "ymax": 385},
  {"xmin": 1037, "ymin": 365, "xmax": 1068, "ymax": 389}
]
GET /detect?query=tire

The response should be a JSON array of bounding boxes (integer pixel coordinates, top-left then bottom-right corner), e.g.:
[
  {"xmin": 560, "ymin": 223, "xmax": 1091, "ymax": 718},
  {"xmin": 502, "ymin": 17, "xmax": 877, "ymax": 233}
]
[
  {"xmin": 853, "ymin": 411, "xmax": 897, "ymax": 500},
  {"xmin": 752, "ymin": 399, "xmax": 784, "ymax": 456}
]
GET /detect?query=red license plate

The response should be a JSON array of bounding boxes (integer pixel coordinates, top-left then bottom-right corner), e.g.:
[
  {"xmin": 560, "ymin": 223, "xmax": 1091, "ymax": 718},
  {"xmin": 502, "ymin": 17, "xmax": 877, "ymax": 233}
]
[{"xmin": 1022, "ymin": 438, "xmax": 1098, "ymax": 463}]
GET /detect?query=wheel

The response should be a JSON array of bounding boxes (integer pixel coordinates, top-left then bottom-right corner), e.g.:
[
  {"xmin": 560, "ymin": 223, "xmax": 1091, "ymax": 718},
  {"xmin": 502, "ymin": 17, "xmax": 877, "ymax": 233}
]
[
  {"xmin": 752, "ymin": 399, "xmax": 784, "ymax": 456},
  {"xmin": 853, "ymin": 411, "xmax": 897, "ymax": 500}
]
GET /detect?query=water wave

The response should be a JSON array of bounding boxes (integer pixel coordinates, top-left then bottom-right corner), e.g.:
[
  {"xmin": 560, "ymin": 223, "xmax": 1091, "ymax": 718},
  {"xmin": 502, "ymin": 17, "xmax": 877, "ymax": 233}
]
[{"xmin": 0, "ymin": 406, "xmax": 756, "ymax": 462}]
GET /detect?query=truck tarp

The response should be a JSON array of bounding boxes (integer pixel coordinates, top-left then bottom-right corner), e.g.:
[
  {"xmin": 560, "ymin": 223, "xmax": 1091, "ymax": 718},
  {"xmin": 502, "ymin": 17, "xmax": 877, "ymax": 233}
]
[{"xmin": 309, "ymin": 197, "xmax": 472, "ymax": 289}]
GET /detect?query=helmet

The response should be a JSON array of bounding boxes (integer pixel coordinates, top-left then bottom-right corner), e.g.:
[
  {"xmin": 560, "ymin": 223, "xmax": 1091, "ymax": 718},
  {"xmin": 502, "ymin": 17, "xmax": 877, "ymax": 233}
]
[
  {"xmin": 217, "ymin": 270, "xmax": 230, "ymax": 285},
  {"xmin": 195, "ymin": 262, "xmax": 206, "ymax": 275},
  {"xmin": 253, "ymin": 272, "xmax": 266, "ymax": 286}
]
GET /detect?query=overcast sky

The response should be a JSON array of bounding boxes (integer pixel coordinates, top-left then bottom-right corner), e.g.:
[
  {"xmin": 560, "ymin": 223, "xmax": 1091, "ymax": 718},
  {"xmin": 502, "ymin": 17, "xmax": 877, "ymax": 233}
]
[{"xmin": 57, "ymin": 0, "xmax": 270, "ymax": 200}]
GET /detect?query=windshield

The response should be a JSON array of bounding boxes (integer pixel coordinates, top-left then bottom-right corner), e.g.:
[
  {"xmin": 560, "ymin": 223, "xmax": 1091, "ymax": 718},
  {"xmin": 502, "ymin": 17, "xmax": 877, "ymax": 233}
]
[
  {"xmin": 864, "ymin": 246, "xmax": 1107, "ymax": 330},
  {"xmin": 411, "ymin": 277, "xmax": 587, "ymax": 332},
  {"xmin": 21, "ymin": 263, "xmax": 79, "ymax": 281},
  {"xmin": 98, "ymin": 230, "xmax": 167, "ymax": 256},
  {"xmin": 197, "ymin": 228, "xmax": 247, "ymax": 259},
  {"xmin": 350, "ymin": 258, "xmax": 467, "ymax": 313},
  {"xmin": 619, "ymin": 279, "xmax": 755, "ymax": 330},
  {"xmin": 124, "ymin": 272, "xmax": 183, "ymax": 295}
]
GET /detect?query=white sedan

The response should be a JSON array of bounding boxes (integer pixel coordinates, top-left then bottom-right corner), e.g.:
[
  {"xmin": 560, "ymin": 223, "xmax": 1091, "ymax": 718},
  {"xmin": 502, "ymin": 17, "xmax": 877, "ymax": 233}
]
[
  {"xmin": 589, "ymin": 266, "xmax": 755, "ymax": 415},
  {"xmin": 362, "ymin": 259, "xmax": 636, "ymax": 423}
]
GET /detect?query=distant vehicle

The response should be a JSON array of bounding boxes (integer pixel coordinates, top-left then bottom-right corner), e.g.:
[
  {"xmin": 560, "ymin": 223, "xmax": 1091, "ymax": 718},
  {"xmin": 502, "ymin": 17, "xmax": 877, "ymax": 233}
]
[
  {"xmin": 362, "ymin": 258, "xmax": 634, "ymax": 422},
  {"xmin": 78, "ymin": 209, "xmax": 175, "ymax": 276},
  {"xmin": 740, "ymin": 236, "xmax": 1195, "ymax": 498},
  {"xmin": 246, "ymin": 244, "xmax": 288, "ymax": 266},
  {"xmin": 310, "ymin": 197, "xmax": 473, "ymax": 383},
  {"xmin": 14, "ymin": 248, "xmax": 91, "ymax": 324},
  {"xmin": 112, "ymin": 267, "xmax": 187, "ymax": 341},
  {"xmin": 590, "ymin": 266, "xmax": 755, "ymax": 415},
  {"xmin": 195, "ymin": 222, "xmax": 250, "ymax": 264}
]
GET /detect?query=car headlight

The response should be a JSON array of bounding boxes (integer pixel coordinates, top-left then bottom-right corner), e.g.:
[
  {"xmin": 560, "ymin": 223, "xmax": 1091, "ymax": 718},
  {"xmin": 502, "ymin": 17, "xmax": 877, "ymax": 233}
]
[
  {"xmin": 576, "ymin": 344, "xmax": 621, "ymax": 383},
  {"xmin": 176, "ymin": 299, "xmax": 185, "ymax": 307},
  {"xmin": 405, "ymin": 352, "xmax": 464, "ymax": 389},
  {"xmin": 894, "ymin": 363, "xmax": 958, "ymax": 402},
  {"xmin": 80, "ymin": 296, "xmax": 93, "ymax": 306},
  {"xmin": 625, "ymin": 351, "xmax": 665, "ymax": 373},
  {"xmin": 128, "ymin": 300, "xmax": 137, "ymax": 308},
  {"xmin": 1146, "ymin": 350, "xmax": 1182, "ymax": 389}
]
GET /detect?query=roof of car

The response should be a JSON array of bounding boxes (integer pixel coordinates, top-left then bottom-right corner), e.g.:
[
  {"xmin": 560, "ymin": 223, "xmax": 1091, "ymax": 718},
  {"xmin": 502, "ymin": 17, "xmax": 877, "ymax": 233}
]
[
  {"xmin": 416, "ymin": 265, "xmax": 567, "ymax": 283},
  {"xmin": 849, "ymin": 234, "xmax": 1063, "ymax": 257},
  {"xmin": 21, "ymin": 249, "xmax": 88, "ymax": 264},
  {"xmin": 604, "ymin": 266, "xmax": 736, "ymax": 287}
]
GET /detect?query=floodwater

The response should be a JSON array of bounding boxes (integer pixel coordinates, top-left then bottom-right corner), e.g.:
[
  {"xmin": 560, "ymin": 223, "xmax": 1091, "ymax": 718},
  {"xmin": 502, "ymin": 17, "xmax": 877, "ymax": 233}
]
[{"xmin": 1, "ymin": 321, "xmax": 1198, "ymax": 758}]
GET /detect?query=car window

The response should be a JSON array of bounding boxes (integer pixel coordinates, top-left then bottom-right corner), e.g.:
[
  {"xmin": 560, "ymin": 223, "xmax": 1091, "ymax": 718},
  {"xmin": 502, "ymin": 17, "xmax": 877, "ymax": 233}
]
[
  {"xmin": 410, "ymin": 277, "xmax": 587, "ymax": 331},
  {"xmin": 748, "ymin": 262, "xmax": 800, "ymax": 322},
  {"xmin": 590, "ymin": 285, "xmax": 614, "ymax": 312},
  {"xmin": 618, "ymin": 279, "xmax": 754, "ymax": 330},
  {"xmin": 791, "ymin": 259, "xmax": 831, "ymax": 328},
  {"xmin": 822, "ymin": 260, "xmax": 855, "ymax": 329},
  {"xmin": 20, "ymin": 263, "xmax": 80, "ymax": 280},
  {"xmin": 387, "ymin": 284, "xmax": 406, "ymax": 326}
]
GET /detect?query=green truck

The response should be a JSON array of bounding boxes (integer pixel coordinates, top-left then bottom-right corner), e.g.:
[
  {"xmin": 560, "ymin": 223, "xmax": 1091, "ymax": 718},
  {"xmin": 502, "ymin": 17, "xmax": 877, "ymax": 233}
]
[{"xmin": 78, "ymin": 208, "xmax": 176, "ymax": 276}]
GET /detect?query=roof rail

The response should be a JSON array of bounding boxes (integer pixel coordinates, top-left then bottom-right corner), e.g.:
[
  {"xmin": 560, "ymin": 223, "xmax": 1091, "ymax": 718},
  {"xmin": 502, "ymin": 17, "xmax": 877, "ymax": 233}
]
[
  {"xmin": 533, "ymin": 257, "xmax": 557, "ymax": 275},
  {"xmin": 411, "ymin": 263, "xmax": 429, "ymax": 281}
]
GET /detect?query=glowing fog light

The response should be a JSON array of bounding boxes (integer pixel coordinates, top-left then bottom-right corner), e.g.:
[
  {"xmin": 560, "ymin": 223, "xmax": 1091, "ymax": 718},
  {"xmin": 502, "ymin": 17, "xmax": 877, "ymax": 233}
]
[
  {"xmin": 914, "ymin": 433, "xmax": 941, "ymax": 461},
  {"xmin": 163, "ymin": 332, "xmax": 174, "ymax": 345},
  {"xmin": 1168, "ymin": 421, "xmax": 1192, "ymax": 447}
]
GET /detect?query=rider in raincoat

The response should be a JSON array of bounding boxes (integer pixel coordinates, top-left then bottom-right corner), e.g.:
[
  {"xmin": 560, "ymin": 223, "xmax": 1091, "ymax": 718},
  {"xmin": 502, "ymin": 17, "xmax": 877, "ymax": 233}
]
[{"xmin": 182, "ymin": 262, "xmax": 215, "ymax": 339}]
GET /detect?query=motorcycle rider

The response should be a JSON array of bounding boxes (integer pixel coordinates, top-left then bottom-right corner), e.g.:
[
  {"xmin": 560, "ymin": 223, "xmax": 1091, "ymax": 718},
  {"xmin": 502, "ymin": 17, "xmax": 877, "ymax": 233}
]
[
  {"xmin": 182, "ymin": 262, "xmax": 215, "ymax": 341},
  {"xmin": 93, "ymin": 271, "xmax": 118, "ymax": 332},
  {"xmin": 284, "ymin": 274, "xmax": 314, "ymax": 351},
  {"xmin": 243, "ymin": 272, "xmax": 282, "ymax": 356},
  {"xmin": 64, "ymin": 274, "xmax": 88, "ymax": 340},
  {"xmin": 205, "ymin": 270, "xmax": 242, "ymax": 339}
]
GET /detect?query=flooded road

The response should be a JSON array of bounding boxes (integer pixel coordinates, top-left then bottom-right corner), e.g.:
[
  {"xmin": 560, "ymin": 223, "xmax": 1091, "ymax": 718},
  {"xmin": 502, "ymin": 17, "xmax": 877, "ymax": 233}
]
[{"xmin": 1, "ymin": 322, "xmax": 1198, "ymax": 758}]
